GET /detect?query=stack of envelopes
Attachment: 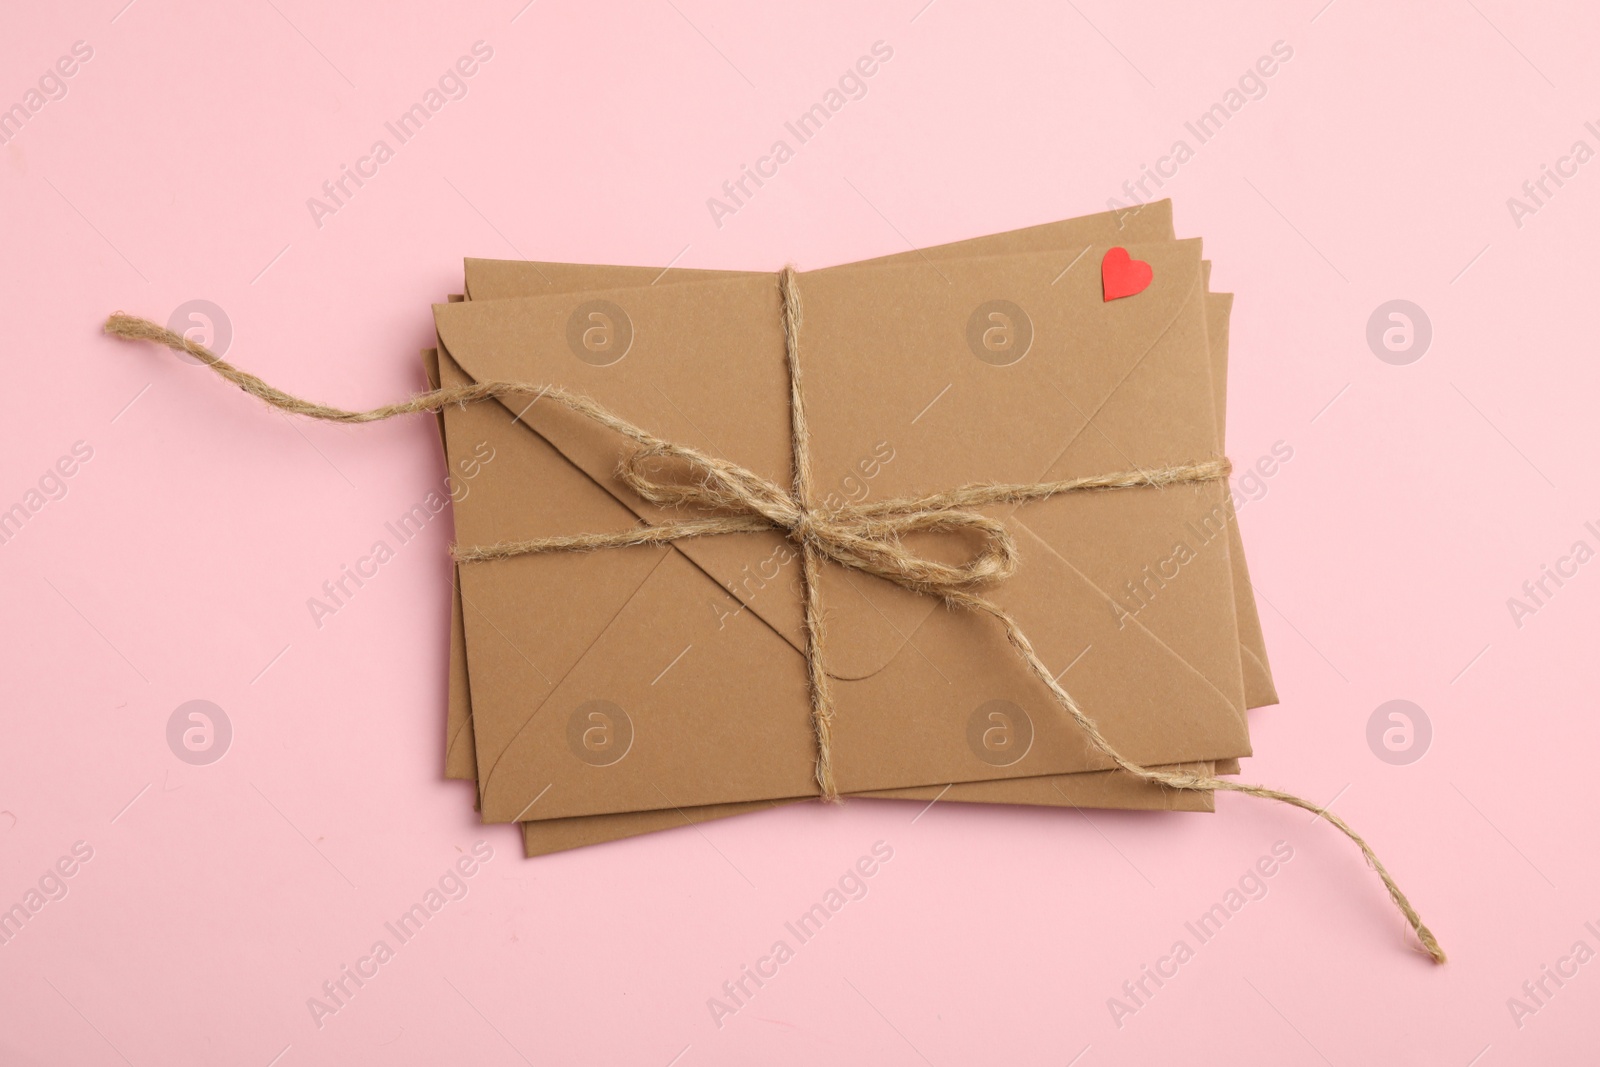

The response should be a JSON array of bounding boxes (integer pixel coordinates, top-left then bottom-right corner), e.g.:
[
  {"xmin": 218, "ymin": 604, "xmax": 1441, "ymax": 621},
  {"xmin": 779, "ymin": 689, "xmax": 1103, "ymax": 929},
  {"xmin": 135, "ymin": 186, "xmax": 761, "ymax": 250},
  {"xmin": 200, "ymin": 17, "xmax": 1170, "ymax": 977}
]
[{"xmin": 423, "ymin": 200, "xmax": 1279, "ymax": 858}]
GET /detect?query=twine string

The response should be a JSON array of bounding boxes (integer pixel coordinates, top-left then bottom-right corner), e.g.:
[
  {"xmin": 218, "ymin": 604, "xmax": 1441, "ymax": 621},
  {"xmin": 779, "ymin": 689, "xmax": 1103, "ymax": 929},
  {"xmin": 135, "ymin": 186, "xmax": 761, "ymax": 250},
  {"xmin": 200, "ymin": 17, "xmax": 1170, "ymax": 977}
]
[{"xmin": 102, "ymin": 281, "xmax": 1444, "ymax": 963}]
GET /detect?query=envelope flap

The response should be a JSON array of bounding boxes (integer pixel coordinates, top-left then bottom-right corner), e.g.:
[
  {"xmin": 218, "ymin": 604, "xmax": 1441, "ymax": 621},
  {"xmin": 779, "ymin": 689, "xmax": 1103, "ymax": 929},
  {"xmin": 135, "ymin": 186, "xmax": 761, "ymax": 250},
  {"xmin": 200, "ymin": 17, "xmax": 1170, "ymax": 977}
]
[{"xmin": 433, "ymin": 276, "xmax": 920, "ymax": 679}]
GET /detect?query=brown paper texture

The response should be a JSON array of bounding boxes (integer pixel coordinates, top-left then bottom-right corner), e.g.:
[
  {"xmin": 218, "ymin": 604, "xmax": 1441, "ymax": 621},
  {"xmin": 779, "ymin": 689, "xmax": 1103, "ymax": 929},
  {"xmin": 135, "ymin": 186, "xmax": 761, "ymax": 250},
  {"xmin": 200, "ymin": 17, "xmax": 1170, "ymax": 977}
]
[
  {"xmin": 424, "ymin": 202, "xmax": 1270, "ymax": 852},
  {"xmin": 433, "ymin": 238, "xmax": 1252, "ymax": 824}
]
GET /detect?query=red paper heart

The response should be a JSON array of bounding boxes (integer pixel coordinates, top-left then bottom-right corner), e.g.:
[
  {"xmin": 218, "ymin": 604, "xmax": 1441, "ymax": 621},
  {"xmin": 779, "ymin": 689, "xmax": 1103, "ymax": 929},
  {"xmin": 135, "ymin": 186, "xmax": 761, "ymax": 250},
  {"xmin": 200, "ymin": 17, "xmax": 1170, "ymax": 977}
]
[{"xmin": 1101, "ymin": 246, "xmax": 1152, "ymax": 302}]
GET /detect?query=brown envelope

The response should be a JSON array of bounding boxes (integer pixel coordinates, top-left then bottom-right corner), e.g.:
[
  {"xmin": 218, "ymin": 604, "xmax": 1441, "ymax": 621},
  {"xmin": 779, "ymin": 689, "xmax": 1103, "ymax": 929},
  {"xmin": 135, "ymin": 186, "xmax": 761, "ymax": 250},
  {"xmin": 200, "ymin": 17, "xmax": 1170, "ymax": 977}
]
[
  {"xmin": 460, "ymin": 204, "xmax": 1271, "ymax": 716},
  {"xmin": 424, "ymin": 330, "xmax": 1231, "ymax": 856},
  {"xmin": 1204, "ymin": 282, "xmax": 1277, "ymax": 708},
  {"xmin": 515, "ymin": 763, "xmax": 1218, "ymax": 858},
  {"xmin": 433, "ymin": 237, "xmax": 1253, "ymax": 823},
  {"xmin": 423, "ymin": 313, "xmax": 1232, "ymax": 855},
  {"xmin": 430, "ymin": 204, "xmax": 1268, "ymax": 853},
  {"xmin": 443, "ymin": 203, "xmax": 1201, "ymax": 804},
  {"xmin": 428, "ymin": 208, "xmax": 1265, "ymax": 853},
  {"xmin": 456, "ymin": 202, "xmax": 1271, "ymax": 724},
  {"xmin": 425, "ymin": 288, "xmax": 1241, "ymax": 855}
]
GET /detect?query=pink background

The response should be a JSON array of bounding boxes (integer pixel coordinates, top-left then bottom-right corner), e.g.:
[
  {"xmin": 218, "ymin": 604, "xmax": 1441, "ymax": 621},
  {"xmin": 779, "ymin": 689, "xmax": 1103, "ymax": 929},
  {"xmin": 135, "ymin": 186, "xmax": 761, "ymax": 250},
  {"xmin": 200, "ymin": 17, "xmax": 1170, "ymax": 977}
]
[{"xmin": 3, "ymin": 1, "xmax": 1597, "ymax": 1063}]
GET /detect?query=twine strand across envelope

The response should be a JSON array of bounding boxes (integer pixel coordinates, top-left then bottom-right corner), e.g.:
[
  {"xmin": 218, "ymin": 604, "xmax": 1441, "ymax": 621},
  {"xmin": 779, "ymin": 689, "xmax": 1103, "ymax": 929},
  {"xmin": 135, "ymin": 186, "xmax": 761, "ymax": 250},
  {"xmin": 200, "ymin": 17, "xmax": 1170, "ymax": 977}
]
[{"xmin": 103, "ymin": 280, "xmax": 1445, "ymax": 964}]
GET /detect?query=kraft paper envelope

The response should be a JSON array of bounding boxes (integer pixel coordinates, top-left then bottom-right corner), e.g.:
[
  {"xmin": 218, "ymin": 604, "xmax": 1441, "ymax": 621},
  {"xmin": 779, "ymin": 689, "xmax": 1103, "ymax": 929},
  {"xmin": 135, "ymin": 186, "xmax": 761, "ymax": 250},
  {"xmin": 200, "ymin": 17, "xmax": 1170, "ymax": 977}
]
[
  {"xmin": 423, "ymin": 343, "xmax": 1225, "ymax": 856},
  {"xmin": 452, "ymin": 200, "xmax": 1271, "ymax": 745},
  {"xmin": 459, "ymin": 202, "xmax": 1272, "ymax": 719},
  {"xmin": 435, "ymin": 267, "xmax": 1260, "ymax": 851},
  {"xmin": 432, "ymin": 238, "xmax": 1254, "ymax": 822},
  {"xmin": 445, "ymin": 205, "xmax": 1206, "ymax": 800},
  {"xmin": 427, "ymin": 206, "xmax": 1270, "ymax": 851},
  {"xmin": 441, "ymin": 246, "xmax": 1248, "ymax": 825},
  {"xmin": 512, "ymin": 765, "xmax": 1221, "ymax": 858},
  {"xmin": 522, "ymin": 279, "xmax": 1252, "ymax": 856},
  {"xmin": 431, "ymin": 206, "xmax": 1268, "ymax": 843},
  {"xmin": 1201, "ymin": 280, "xmax": 1274, "ymax": 707}
]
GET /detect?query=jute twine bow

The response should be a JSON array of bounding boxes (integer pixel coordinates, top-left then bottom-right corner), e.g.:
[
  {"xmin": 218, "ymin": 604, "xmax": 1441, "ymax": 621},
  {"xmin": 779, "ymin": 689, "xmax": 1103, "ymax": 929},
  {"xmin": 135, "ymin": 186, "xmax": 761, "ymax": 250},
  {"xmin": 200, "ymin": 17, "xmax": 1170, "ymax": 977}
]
[{"xmin": 103, "ymin": 270, "xmax": 1445, "ymax": 963}]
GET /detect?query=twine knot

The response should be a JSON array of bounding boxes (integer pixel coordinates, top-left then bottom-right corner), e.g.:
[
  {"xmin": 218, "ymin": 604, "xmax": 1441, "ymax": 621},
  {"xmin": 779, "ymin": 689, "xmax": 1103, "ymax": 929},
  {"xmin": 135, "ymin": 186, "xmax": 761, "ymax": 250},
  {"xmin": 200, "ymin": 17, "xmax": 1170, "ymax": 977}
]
[
  {"xmin": 619, "ymin": 444, "xmax": 1023, "ymax": 601},
  {"xmin": 789, "ymin": 510, "xmax": 821, "ymax": 546}
]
